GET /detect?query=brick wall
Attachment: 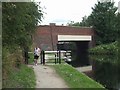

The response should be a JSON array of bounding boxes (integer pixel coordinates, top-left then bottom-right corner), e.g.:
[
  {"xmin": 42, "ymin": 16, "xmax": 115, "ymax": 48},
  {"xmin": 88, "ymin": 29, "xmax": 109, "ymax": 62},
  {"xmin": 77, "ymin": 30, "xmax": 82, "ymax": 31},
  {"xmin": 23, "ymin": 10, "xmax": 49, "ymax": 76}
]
[{"xmin": 33, "ymin": 25, "xmax": 95, "ymax": 50}]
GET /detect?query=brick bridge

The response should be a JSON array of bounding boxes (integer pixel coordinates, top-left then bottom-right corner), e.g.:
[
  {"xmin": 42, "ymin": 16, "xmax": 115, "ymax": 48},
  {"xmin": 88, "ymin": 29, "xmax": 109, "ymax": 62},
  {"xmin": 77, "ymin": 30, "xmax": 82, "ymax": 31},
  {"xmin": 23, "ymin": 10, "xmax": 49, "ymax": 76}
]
[
  {"xmin": 33, "ymin": 23, "xmax": 95, "ymax": 51},
  {"xmin": 33, "ymin": 23, "xmax": 95, "ymax": 66}
]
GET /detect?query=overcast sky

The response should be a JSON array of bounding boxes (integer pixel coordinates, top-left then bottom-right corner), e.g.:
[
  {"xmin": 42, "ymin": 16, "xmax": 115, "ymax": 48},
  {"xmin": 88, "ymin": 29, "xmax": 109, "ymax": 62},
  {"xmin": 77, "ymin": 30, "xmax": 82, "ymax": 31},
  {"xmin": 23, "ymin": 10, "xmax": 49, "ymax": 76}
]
[{"xmin": 35, "ymin": 0, "xmax": 120, "ymax": 25}]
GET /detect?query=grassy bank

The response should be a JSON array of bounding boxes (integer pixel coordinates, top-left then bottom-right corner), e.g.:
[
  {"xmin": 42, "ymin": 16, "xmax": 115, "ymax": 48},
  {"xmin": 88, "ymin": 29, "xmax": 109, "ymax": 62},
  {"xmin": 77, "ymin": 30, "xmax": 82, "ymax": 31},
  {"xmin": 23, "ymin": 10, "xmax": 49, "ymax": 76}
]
[
  {"xmin": 3, "ymin": 64, "xmax": 36, "ymax": 88},
  {"xmin": 51, "ymin": 64, "xmax": 105, "ymax": 88}
]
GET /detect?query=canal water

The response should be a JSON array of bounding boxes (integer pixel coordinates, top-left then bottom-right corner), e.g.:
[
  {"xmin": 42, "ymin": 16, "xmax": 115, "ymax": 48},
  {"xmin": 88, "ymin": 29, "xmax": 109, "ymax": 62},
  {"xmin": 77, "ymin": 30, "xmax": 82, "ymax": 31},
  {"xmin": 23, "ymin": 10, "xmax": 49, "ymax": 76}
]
[
  {"xmin": 68, "ymin": 54, "xmax": 120, "ymax": 90},
  {"xmin": 90, "ymin": 55, "xmax": 120, "ymax": 90},
  {"xmin": 58, "ymin": 42, "xmax": 119, "ymax": 89}
]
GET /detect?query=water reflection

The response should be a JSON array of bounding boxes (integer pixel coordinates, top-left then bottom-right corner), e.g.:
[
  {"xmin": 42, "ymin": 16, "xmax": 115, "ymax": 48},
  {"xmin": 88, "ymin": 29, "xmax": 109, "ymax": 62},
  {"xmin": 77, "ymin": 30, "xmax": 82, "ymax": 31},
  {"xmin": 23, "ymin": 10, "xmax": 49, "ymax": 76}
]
[
  {"xmin": 70, "ymin": 53, "xmax": 90, "ymax": 67},
  {"xmin": 90, "ymin": 55, "xmax": 120, "ymax": 90}
]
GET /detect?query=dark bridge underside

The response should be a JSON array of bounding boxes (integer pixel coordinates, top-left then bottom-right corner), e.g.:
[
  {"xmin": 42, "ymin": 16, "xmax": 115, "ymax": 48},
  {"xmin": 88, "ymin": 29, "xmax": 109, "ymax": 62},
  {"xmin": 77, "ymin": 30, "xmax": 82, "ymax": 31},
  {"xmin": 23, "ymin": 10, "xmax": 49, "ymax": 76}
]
[
  {"xmin": 57, "ymin": 41, "xmax": 90, "ymax": 67},
  {"xmin": 71, "ymin": 41, "xmax": 90, "ymax": 67}
]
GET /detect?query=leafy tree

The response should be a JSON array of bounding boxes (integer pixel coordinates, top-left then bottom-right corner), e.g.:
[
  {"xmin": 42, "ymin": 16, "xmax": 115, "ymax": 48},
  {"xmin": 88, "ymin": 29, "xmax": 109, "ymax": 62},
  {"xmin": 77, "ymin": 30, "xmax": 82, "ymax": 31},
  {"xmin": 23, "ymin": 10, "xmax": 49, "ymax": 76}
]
[
  {"xmin": 67, "ymin": 1, "xmax": 118, "ymax": 45},
  {"xmin": 67, "ymin": 16, "xmax": 91, "ymax": 27},
  {"xmin": 115, "ymin": 13, "xmax": 120, "ymax": 56},
  {"xmin": 67, "ymin": 21, "xmax": 76, "ymax": 26},
  {"xmin": 90, "ymin": 1, "xmax": 117, "ymax": 44},
  {"xmin": 2, "ymin": 2, "xmax": 43, "ymax": 50},
  {"xmin": 2, "ymin": 2, "xmax": 43, "ymax": 81},
  {"xmin": 79, "ymin": 15, "xmax": 92, "ymax": 27},
  {"xmin": 115, "ymin": 13, "xmax": 120, "ymax": 39}
]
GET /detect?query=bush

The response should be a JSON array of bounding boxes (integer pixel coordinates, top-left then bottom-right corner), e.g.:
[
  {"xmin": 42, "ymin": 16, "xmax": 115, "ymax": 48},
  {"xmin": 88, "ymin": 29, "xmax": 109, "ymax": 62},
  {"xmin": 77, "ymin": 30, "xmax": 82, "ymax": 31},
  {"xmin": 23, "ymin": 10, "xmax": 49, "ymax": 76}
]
[
  {"xmin": 89, "ymin": 41, "xmax": 118, "ymax": 55},
  {"xmin": 2, "ymin": 47, "xmax": 23, "ymax": 82},
  {"xmin": 3, "ymin": 64, "xmax": 36, "ymax": 88}
]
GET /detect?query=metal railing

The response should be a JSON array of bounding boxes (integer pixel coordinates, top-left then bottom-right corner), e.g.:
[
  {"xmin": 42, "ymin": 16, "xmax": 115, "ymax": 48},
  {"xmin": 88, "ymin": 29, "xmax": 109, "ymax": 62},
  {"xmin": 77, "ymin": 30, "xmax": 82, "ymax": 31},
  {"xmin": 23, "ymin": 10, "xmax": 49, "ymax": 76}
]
[{"xmin": 40, "ymin": 50, "xmax": 71, "ymax": 65}]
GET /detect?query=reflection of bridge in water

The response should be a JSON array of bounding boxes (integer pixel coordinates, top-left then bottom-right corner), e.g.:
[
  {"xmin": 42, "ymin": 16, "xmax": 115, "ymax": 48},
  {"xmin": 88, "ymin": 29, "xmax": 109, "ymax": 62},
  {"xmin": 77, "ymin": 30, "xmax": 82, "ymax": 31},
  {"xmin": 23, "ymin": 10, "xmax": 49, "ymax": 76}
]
[
  {"xmin": 76, "ymin": 65, "xmax": 92, "ymax": 72},
  {"xmin": 76, "ymin": 65, "xmax": 94, "ymax": 80}
]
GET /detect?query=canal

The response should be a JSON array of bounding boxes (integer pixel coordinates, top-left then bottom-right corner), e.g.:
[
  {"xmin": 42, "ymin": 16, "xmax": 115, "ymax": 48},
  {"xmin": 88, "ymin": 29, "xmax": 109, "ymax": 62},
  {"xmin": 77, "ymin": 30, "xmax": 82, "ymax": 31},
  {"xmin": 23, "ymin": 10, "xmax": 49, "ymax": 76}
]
[
  {"xmin": 68, "ymin": 54, "xmax": 120, "ymax": 90},
  {"xmin": 58, "ymin": 41, "xmax": 119, "ymax": 89}
]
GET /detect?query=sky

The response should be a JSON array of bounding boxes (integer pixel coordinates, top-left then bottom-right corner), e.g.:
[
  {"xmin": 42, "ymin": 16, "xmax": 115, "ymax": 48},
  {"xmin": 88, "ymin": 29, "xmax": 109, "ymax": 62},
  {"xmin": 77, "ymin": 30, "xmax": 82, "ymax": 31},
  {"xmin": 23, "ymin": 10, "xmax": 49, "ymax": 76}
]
[{"xmin": 35, "ymin": 0, "xmax": 120, "ymax": 25}]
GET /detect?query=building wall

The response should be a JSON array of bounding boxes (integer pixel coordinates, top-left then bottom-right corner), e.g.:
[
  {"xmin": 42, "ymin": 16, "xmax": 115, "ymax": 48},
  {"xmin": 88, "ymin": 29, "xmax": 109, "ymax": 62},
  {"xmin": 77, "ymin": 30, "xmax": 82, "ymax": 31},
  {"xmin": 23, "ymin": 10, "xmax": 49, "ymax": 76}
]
[{"xmin": 33, "ymin": 24, "xmax": 95, "ymax": 50}]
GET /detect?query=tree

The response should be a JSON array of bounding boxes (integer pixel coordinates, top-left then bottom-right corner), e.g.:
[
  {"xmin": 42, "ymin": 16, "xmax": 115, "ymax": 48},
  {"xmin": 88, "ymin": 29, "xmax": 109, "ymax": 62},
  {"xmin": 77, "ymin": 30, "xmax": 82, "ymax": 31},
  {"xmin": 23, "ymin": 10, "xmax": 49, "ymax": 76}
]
[
  {"xmin": 79, "ymin": 15, "xmax": 92, "ymax": 27},
  {"xmin": 67, "ymin": 16, "xmax": 91, "ymax": 27},
  {"xmin": 115, "ymin": 13, "xmax": 120, "ymax": 39},
  {"xmin": 2, "ymin": 2, "xmax": 43, "ymax": 80},
  {"xmin": 2, "ymin": 2, "xmax": 44, "ymax": 86},
  {"xmin": 2, "ymin": 2, "xmax": 43, "ymax": 50},
  {"xmin": 90, "ymin": 1, "xmax": 117, "ymax": 44}
]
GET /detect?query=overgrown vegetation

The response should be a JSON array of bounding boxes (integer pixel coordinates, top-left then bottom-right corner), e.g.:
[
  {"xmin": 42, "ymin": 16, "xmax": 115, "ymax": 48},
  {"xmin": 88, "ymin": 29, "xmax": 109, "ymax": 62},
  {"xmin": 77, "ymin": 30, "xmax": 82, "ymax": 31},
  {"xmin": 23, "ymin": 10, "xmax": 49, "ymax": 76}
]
[
  {"xmin": 89, "ymin": 55, "xmax": 119, "ymax": 89},
  {"xmin": 89, "ymin": 41, "xmax": 118, "ymax": 55},
  {"xmin": 51, "ymin": 64, "xmax": 105, "ymax": 88},
  {"xmin": 2, "ymin": 2, "xmax": 43, "ymax": 88},
  {"xmin": 3, "ymin": 64, "xmax": 36, "ymax": 88},
  {"xmin": 28, "ymin": 52, "xmax": 34, "ymax": 64}
]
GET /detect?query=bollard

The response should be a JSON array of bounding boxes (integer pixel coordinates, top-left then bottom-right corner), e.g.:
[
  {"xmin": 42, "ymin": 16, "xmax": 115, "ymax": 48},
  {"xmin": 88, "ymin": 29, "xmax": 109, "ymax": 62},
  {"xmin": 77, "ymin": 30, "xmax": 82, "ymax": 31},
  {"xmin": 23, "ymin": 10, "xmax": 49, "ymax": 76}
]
[
  {"xmin": 56, "ymin": 50, "xmax": 58, "ymax": 63},
  {"xmin": 24, "ymin": 47, "xmax": 29, "ymax": 64},
  {"xmin": 55, "ymin": 54, "xmax": 56, "ymax": 64},
  {"xmin": 40, "ymin": 50, "xmax": 43, "ymax": 64},
  {"xmin": 58, "ymin": 50, "xmax": 61, "ymax": 64},
  {"xmin": 43, "ymin": 51, "xmax": 45, "ymax": 65}
]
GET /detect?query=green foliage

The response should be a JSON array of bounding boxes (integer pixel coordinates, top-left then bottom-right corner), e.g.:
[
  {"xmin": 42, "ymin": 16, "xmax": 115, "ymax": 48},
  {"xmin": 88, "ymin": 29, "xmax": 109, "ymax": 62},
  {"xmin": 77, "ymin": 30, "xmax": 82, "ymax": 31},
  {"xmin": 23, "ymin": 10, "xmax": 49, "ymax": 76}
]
[
  {"xmin": 3, "ymin": 64, "xmax": 36, "ymax": 88},
  {"xmin": 28, "ymin": 52, "xmax": 34, "ymax": 64},
  {"xmin": 116, "ymin": 13, "xmax": 120, "ymax": 39},
  {"xmin": 90, "ymin": 1, "xmax": 118, "ymax": 44},
  {"xmin": 79, "ymin": 15, "xmax": 92, "ymax": 27},
  {"xmin": 67, "ymin": 21, "xmax": 80, "ymax": 27},
  {"xmin": 2, "ymin": 2, "xmax": 43, "ymax": 49},
  {"xmin": 67, "ymin": 15, "xmax": 92, "ymax": 27},
  {"xmin": 2, "ymin": 47, "xmax": 23, "ymax": 79},
  {"xmin": 2, "ymin": 2, "xmax": 43, "ymax": 63},
  {"xmin": 90, "ymin": 55, "xmax": 118, "ymax": 65},
  {"xmin": 2, "ymin": 2, "xmax": 43, "ymax": 87},
  {"xmin": 90, "ymin": 55, "xmax": 119, "ymax": 89},
  {"xmin": 67, "ymin": 1, "xmax": 119, "ymax": 45},
  {"xmin": 89, "ymin": 41, "xmax": 118, "ymax": 55},
  {"xmin": 51, "ymin": 64, "xmax": 105, "ymax": 88}
]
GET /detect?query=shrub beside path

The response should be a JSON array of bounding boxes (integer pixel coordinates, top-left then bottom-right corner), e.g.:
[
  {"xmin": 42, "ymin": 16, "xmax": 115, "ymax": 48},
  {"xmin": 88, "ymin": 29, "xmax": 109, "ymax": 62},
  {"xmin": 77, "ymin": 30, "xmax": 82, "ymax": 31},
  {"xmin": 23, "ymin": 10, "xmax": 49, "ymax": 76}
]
[{"xmin": 32, "ymin": 64, "xmax": 69, "ymax": 88}]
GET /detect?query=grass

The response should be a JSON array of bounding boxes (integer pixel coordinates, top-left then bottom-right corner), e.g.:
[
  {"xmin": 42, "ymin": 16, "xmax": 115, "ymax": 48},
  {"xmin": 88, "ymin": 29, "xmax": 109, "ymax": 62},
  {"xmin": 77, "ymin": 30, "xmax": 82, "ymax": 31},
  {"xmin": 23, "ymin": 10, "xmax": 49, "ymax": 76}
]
[
  {"xmin": 3, "ymin": 64, "xmax": 36, "ymax": 88},
  {"xmin": 51, "ymin": 64, "xmax": 105, "ymax": 89}
]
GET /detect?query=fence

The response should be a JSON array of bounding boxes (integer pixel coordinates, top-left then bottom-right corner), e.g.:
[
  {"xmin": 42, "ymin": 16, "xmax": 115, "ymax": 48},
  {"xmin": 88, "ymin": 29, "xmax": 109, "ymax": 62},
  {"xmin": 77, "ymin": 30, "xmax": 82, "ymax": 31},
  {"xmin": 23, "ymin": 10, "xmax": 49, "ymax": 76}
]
[{"xmin": 40, "ymin": 50, "xmax": 71, "ymax": 65}]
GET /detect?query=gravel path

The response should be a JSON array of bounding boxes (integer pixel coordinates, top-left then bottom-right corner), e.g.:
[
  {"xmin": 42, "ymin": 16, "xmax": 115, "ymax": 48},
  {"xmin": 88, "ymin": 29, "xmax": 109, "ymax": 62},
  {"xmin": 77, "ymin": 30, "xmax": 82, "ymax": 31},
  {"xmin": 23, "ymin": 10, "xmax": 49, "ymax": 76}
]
[{"xmin": 32, "ymin": 64, "xmax": 69, "ymax": 88}]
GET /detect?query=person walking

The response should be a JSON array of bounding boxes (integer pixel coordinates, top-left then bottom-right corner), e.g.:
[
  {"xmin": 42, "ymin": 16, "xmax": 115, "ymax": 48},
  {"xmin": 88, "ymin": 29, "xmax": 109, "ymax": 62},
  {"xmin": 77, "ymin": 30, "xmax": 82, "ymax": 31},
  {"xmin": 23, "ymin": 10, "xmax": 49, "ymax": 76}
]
[{"xmin": 34, "ymin": 47, "xmax": 41, "ymax": 66}]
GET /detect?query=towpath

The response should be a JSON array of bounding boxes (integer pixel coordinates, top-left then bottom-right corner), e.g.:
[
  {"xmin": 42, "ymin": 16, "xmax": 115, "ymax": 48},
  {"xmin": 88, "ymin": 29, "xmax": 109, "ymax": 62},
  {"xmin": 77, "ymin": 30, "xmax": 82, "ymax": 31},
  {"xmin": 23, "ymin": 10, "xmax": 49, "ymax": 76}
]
[{"xmin": 31, "ymin": 63, "xmax": 68, "ymax": 88}]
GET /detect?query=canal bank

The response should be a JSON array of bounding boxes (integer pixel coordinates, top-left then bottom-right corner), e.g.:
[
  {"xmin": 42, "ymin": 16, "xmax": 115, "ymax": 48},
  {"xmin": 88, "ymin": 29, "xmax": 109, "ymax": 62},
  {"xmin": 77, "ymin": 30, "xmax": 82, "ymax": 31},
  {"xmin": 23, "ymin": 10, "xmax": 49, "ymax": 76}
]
[
  {"xmin": 90, "ymin": 55, "xmax": 120, "ymax": 90},
  {"xmin": 51, "ymin": 64, "xmax": 105, "ymax": 88}
]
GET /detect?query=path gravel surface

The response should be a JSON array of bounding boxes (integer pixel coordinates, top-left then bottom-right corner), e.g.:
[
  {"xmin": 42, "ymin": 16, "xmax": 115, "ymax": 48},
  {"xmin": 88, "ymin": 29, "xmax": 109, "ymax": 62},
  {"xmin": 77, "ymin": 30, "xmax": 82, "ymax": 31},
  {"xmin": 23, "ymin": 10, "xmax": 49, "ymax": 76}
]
[{"xmin": 32, "ymin": 64, "xmax": 69, "ymax": 88}]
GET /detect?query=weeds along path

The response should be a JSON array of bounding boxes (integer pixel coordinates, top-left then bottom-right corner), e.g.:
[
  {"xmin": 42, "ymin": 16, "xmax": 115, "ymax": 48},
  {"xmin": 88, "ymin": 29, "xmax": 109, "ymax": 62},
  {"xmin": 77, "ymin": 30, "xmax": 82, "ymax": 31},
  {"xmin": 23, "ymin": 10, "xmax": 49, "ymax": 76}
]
[{"xmin": 32, "ymin": 64, "xmax": 68, "ymax": 88}]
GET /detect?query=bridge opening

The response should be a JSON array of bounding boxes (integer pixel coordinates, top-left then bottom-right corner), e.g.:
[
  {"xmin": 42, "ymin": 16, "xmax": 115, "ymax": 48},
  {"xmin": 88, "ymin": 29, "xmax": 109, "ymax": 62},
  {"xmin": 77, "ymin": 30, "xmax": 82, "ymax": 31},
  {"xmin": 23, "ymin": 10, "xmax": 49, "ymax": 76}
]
[
  {"xmin": 57, "ymin": 35, "xmax": 92, "ymax": 67},
  {"xmin": 57, "ymin": 41, "xmax": 90, "ymax": 67},
  {"xmin": 71, "ymin": 41, "xmax": 90, "ymax": 67}
]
